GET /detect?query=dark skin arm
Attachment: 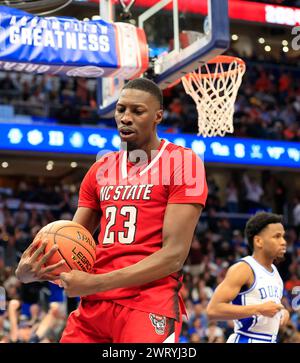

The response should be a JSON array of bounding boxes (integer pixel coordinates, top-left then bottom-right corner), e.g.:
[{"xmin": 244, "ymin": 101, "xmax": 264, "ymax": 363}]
[
  {"xmin": 60, "ymin": 203, "xmax": 203, "ymax": 297},
  {"xmin": 15, "ymin": 207, "xmax": 100, "ymax": 284},
  {"xmin": 206, "ymin": 262, "xmax": 284, "ymax": 320},
  {"xmin": 71, "ymin": 206, "xmax": 100, "ymax": 235}
]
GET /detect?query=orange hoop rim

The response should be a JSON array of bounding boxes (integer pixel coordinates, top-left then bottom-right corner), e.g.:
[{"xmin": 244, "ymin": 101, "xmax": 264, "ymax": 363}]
[
  {"xmin": 182, "ymin": 55, "xmax": 246, "ymax": 81},
  {"xmin": 207, "ymin": 55, "xmax": 245, "ymax": 66}
]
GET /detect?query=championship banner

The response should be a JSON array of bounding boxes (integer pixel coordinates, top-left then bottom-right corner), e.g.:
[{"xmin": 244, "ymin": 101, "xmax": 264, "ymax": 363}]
[{"xmin": 0, "ymin": 5, "xmax": 149, "ymax": 78}]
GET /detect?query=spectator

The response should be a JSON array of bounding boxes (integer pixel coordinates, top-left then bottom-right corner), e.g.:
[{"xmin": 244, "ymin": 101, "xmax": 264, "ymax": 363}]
[
  {"xmin": 293, "ymin": 197, "xmax": 300, "ymax": 232},
  {"xmin": 242, "ymin": 173, "xmax": 264, "ymax": 212},
  {"xmin": 14, "ymin": 203, "xmax": 29, "ymax": 230},
  {"xmin": 225, "ymin": 180, "xmax": 239, "ymax": 213},
  {"xmin": 204, "ymin": 321, "xmax": 225, "ymax": 343}
]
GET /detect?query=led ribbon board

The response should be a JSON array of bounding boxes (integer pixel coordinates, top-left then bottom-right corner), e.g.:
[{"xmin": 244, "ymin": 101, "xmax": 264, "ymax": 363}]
[{"xmin": 1, "ymin": 123, "xmax": 300, "ymax": 168}]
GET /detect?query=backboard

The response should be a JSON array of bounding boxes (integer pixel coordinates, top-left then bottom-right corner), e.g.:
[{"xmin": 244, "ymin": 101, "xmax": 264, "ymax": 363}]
[{"xmin": 98, "ymin": 0, "xmax": 230, "ymax": 118}]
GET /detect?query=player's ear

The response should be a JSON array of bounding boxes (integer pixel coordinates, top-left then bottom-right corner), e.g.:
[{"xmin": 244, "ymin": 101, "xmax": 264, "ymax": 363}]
[
  {"xmin": 254, "ymin": 235, "xmax": 263, "ymax": 249},
  {"xmin": 154, "ymin": 109, "xmax": 163, "ymax": 125}
]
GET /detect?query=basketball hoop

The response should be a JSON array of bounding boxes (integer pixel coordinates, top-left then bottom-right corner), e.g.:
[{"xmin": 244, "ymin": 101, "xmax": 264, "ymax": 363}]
[{"xmin": 181, "ymin": 55, "xmax": 246, "ymax": 137}]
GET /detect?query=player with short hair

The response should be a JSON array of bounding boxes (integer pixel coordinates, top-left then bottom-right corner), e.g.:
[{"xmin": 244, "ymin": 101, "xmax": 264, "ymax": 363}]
[
  {"xmin": 206, "ymin": 212, "xmax": 290, "ymax": 343},
  {"xmin": 16, "ymin": 78, "xmax": 208, "ymax": 343}
]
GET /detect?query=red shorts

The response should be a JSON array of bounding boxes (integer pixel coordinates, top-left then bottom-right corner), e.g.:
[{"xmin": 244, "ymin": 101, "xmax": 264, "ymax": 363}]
[{"xmin": 60, "ymin": 299, "xmax": 182, "ymax": 343}]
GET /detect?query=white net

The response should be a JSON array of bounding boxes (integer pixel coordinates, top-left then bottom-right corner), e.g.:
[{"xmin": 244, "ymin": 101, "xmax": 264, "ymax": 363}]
[{"xmin": 181, "ymin": 56, "xmax": 246, "ymax": 137}]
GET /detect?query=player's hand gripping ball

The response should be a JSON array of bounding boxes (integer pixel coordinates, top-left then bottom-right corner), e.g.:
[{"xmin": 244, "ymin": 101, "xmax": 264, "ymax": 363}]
[{"xmin": 33, "ymin": 220, "xmax": 96, "ymax": 283}]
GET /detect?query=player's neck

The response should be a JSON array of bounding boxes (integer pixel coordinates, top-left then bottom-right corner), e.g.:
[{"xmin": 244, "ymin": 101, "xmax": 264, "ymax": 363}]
[
  {"xmin": 128, "ymin": 136, "xmax": 162, "ymax": 163},
  {"xmin": 143, "ymin": 135, "xmax": 162, "ymax": 157},
  {"xmin": 252, "ymin": 253, "xmax": 274, "ymax": 272}
]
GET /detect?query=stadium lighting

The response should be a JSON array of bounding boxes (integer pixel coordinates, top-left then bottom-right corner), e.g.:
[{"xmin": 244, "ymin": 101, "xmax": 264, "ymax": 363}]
[
  {"xmin": 70, "ymin": 162, "xmax": 78, "ymax": 168},
  {"xmin": 92, "ymin": 15, "xmax": 102, "ymax": 20},
  {"xmin": 282, "ymin": 40, "xmax": 288, "ymax": 46},
  {"xmin": 283, "ymin": 46, "xmax": 289, "ymax": 53},
  {"xmin": 264, "ymin": 45, "xmax": 271, "ymax": 52},
  {"xmin": 46, "ymin": 163, "xmax": 53, "ymax": 171},
  {"xmin": 231, "ymin": 34, "xmax": 239, "ymax": 41},
  {"xmin": 258, "ymin": 38, "xmax": 265, "ymax": 44},
  {"xmin": 1, "ymin": 162, "xmax": 8, "ymax": 168}
]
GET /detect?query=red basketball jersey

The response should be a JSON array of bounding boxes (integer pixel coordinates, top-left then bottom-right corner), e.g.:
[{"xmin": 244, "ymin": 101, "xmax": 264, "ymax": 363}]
[{"xmin": 78, "ymin": 139, "xmax": 208, "ymax": 320}]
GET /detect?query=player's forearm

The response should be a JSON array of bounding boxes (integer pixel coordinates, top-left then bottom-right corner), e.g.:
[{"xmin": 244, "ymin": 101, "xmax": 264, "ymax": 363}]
[
  {"xmin": 72, "ymin": 207, "xmax": 100, "ymax": 235},
  {"xmin": 94, "ymin": 246, "xmax": 182, "ymax": 291},
  {"xmin": 207, "ymin": 302, "xmax": 261, "ymax": 321}
]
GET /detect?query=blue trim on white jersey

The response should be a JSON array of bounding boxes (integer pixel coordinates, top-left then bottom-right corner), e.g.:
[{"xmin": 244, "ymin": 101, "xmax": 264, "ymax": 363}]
[
  {"xmin": 236, "ymin": 260, "xmax": 257, "ymax": 295},
  {"xmin": 236, "ymin": 334, "xmax": 274, "ymax": 343},
  {"xmin": 238, "ymin": 316, "xmax": 256, "ymax": 331},
  {"xmin": 249, "ymin": 315, "xmax": 258, "ymax": 330},
  {"xmin": 229, "ymin": 332, "xmax": 277, "ymax": 343},
  {"xmin": 241, "ymin": 294, "xmax": 246, "ymax": 305},
  {"xmin": 238, "ymin": 327, "xmax": 274, "ymax": 338},
  {"xmin": 232, "ymin": 294, "xmax": 242, "ymax": 306},
  {"xmin": 250, "ymin": 256, "xmax": 275, "ymax": 276},
  {"xmin": 236, "ymin": 330, "xmax": 275, "ymax": 341}
]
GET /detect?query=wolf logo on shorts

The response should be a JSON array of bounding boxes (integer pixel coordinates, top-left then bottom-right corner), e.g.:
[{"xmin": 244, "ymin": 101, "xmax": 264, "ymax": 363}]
[{"xmin": 149, "ymin": 313, "xmax": 166, "ymax": 335}]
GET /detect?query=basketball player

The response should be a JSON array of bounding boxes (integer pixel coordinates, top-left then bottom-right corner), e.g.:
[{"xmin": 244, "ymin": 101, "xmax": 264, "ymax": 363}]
[
  {"xmin": 16, "ymin": 78, "xmax": 208, "ymax": 343},
  {"xmin": 206, "ymin": 212, "xmax": 290, "ymax": 343}
]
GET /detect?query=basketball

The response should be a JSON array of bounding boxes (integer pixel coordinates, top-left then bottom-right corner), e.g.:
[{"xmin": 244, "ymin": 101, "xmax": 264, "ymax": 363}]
[{"xmin": 33, "ymin": 220, "xmax": 97, "ymax": 277}]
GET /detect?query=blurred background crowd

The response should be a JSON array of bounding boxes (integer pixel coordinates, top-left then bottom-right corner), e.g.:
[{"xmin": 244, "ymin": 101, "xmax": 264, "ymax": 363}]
[
  {"xmin": 0, "ymin": 58, "xmax": 299, "ymax": 141},
  {"xmin": 0, "ymin": 174, "xmax": 299, "ymax": 343},
  {"xmin": 1, "ymin": 59, "xmax": 300, "ymax": 141}
]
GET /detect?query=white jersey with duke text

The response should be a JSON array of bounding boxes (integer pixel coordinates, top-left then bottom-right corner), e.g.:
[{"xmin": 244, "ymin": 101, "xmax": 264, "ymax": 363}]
[{"xmin": 228, "ymin": 256, "xmax": 283, "ymax": 343}]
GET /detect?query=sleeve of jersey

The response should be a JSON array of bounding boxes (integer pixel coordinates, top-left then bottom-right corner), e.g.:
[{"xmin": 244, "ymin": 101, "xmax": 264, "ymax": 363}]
[
  {"xmin": 168, "ymin": 150, "xmax": 208, "ymax": 206},
  {"xmin": 78, "ymin": 162, "xmax": 100, "ymax": 211}
]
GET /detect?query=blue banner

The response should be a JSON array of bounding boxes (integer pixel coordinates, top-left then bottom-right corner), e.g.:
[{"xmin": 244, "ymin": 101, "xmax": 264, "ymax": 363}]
[
  {"xmin": 1, "ymin": 123, "xmax": 300, "ymax": 168},
  {"xmin": 0, "ymin": 6, "xmax": 148, "ymax": 77}
]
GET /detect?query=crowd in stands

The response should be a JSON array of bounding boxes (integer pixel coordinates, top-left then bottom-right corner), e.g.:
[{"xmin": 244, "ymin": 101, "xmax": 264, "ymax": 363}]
[
  {"xmin": 0, "ymin": 180, "xmax": 78, "ymax": 342},
  {"xmin": 0, "ymin": 73, "xmax": 99, "ymax": 125},
  {"xmin": 0, "ymin": 57, "xmax": 300, "ymax": 141},
  {"xmin": 0, "ymin": 174, "xmax": 299, "ymax": 343},
  {"xmin": 0, "ymin": 9, "xmax": 300, "ymax": 342}
]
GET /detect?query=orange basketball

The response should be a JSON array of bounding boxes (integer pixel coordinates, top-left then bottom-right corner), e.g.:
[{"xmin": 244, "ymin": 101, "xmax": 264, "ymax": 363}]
[{"xmin": 33, "ymin": 220, "xmax": 97, "ymax": 278}]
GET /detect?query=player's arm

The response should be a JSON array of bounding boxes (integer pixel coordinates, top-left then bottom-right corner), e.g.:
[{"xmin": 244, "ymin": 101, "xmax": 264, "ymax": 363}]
[
  {"xmin": 16, "ymin": 157, "xmax": 100, "ymax": 284},
  {"xmin": 280, "ymin": 300, "xmax": 290, "ymax": 327},
  {"xmin": 206, "ymin": 263, "xmax": 284, "ymax": 321},
  {"xmin": 15, "ymin": 207, "xmax": 100, "ymax": 284},
  {"xmin": 72, "ymin": 207, "xmax": 101, "ymax": 235},
  {"xmin": 102, "ymin": 203, "xmax": 203, "ymax": 286},
  {"xmin": 60, "ymin": 203, "xmax": 203, "ymax": 297}
]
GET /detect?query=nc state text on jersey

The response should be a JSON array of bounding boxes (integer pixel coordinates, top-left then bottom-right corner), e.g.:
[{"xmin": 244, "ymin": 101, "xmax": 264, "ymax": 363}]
[{"xmin": 100, "ymin": 185, "xmax": 153, "ymax": 201}]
